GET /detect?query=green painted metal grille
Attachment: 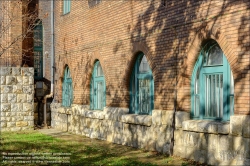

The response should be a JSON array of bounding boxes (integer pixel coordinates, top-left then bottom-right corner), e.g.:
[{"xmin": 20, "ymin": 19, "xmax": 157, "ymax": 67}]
[
  {"xmin": 130, "ymin": 53, "xmax": 154, "ymax": 115},
  {"xmin": 33, "ymin": 22, "xmax": 43, "ymax": 79},
  {"xmin": 62, "ymin": 66, "xmax": 73, "ymax": 107}
]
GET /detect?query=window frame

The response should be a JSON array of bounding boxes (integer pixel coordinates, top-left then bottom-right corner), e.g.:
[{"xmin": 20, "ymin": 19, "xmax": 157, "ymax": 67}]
[
  {"xmin": 90, "ymin": 61, "xmax": 106, "ymax": 110},
  {"xmin": 62, "ymin": 66, "xmax": 73, "ymax": 107},
  {"xmin": 129, "ymin": 52, "xmax": 154, "ymax": 115},
  {"xmin": 33, "ymin": 21, "xmax": 43, "ymax": 80},
  {"xmin": 191, "ymin": 41, "xmax": 234, "ymax": 121},
  {"xmin": 63, "ymin": 0, "xmax": 71, "ymax": 15}
]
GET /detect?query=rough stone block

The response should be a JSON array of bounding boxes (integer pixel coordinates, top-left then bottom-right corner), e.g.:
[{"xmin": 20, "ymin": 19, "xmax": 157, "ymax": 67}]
[
  {"xmin": 11, "ymin": 103, "xmax": 23, "ymax": 112},
  {"xmin": 230, "ymin": 115, "xmax": 243, "ymax": 136},
  {"xmin": 10, "ymin": 127, "xmax": 22, "ymax": 132},
  {"xmin": 174, "ymin": 129, "xmax": 183, "ymax": 146},
  {"xmin": 106, "ymin": 131, "xmax": 114, "ymax": 142},
  {"xmin": 173, "ymin": 144, "xmax": 186, "ymax": 158},
  {"xmin": 242, "ymin": 116, "xmax": 250, "ymax": 138},
  {"xmin": 1, "ymin": 85, "xmax": 13, "ymax": 93},
  {"xmin": 17, "ymin": 94, "xmax": 27, "ymax": 103},
  {"xmin": 0, "ymin": 67, "xmax": 11, "ymax": 76},
  {"xmin": 219, "ymin": 135, "xmax": 233, "ymax": 151},
  {"xmin": 85, "ymin": 110, "xmax": 104, "ymax": 119},
  {"xmin": 23, "ymin": 103, "xmax": 33, "ymax": 112},
  {"xmin": 1, "ymin": 76, "xmax": 6, "ymax": 85},
  {"xmin": 13, "ymin": 85, "xmax": 22, "ymax": 93},
  {"xmin": 121, "ymin": 114, "xmax": 136, "ymax": 124},
  {"xmin": 161, "ymin": 110, "xmax": 174, "ymax": 126},
  {"xmin": 121, "ymin": 114, "xmax": 152, "ymax": 126},
  {"xmin": 1, "ymin": 103, "xmax": 11, "ymax": 112},
  {"xmin": 21, "ymin": 68, "xmax": 34, "ymax": 76},
  {"xmin": 7, "ymin": 122, "xmax": 16, "ymax": 127},
  {"xmin": 152, "ymin": 109, "xmax": 162, "ymax": 125},
  {"xmin": 16, "ymin": 76, "xmax": 23, "ymax": 84},
  {"xmin": 208, "ymin": 134, "xmax": 218, "ymax": 151},
  {"xmin": 113, "ymin": 133, "xmax": 123, "ymax": 144},
  {"xmin": 8, "ymin": 94, "xmax": 17, "ymax": 103},
  {"xmin": 103, "ymin": 107, "xmax": 129, "ymax": 121},
  {"xmin": 6, "ymin": 76, "xmax": 16, "ymax": 85},
  {"xmin": 218, "ymin": 122, "xmax": 230, "ymax": 134},
  {"xmin": 16, "ymin": 121, "xmax": 28, "ymax": 127},
  {"xmin": 183, "ymin": 131, "xmax": 200, "ymax": 147},
  {"xmin": 1, "ymin": 122, "xmax": 7, "ymax": 128},
  {"xmin": 23, "ymin": 76, "xmax": 29, "ymax": 85},
  {"xmin": 175, "ymin": 111, "xmax": 190, "ymax": 128},
  {"xmin": 1, "ymin": 94, "xmax": 8, "ymax": 103},
  {"xmin": 29, "ymin": 76, "xmax": 34, "ymax": 85},
  {"xmin": 22, "ymin": 85, "xmax": 34, "ymax": 95},
  {"xmin": 182, "ymin": 120, "xmax": 197, "ymax": 131},
  {"xmin": 113, "ymin": 121, "xmax": 123, "ymax": 133},
  {"xmin": 26, "ymin": 94, "xmax": 33, "ymax": 103},
  {"xmin": 12, "ymin": 68, "xmax": 21, "ymax": 76}
]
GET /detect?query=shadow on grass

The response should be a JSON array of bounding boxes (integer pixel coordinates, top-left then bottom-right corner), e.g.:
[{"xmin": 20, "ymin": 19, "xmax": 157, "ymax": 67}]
[{"xmin": 0, "ymin": 131, "xmax": 158, "ymax": 166}]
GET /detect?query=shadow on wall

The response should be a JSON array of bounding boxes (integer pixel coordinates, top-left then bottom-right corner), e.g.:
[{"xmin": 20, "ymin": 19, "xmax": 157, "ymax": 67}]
[
  {"xmin": 111, "ymin": 0, "xmax": 249, "ymax": 111},
  {"xmin": 111, "ymin": 0, "xmax": 250, "ymax": 165}
]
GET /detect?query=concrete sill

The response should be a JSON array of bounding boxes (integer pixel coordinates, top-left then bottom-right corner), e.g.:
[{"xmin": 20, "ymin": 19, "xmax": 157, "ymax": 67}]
[
  {"xmin": 121, "ymin": 114, "xmax": 152, "ymax": 126},
  {"xmin": 182, "ymin": 120, "xmax": 229, "ymax": 134}
]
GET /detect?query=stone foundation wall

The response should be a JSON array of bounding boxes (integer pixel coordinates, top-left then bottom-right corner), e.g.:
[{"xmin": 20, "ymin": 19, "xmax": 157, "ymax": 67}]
[
  {"xmin": 174, "ymin": 112, "xmax": 250, "ymax": 165},
  {"xmin": 0, "ymin": 67, "xmax": 34, "ymax": 131},
  {"xmin": 51, "ymin": 103, "xmax": 174, "ymax": 153},
  {"xmin": 51, "ymin": 103, "xmax": 250, "ymax": 165}
]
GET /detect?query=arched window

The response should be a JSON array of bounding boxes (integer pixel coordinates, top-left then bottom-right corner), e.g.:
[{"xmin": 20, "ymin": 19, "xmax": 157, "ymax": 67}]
[
  {"xmin": 62, "ymin": 66, "xmax": 73, "ymax": 107},
  {"xmin": 130, "ymin": 53, "xmax": 154, "ymax": 115},
  {"xmin": 90, "ymin": 61, "xmax": 106, "ymax": 110},
  {"xmin": 33, "ymin": 20, "xmax": 43, "ymax": 79},
  {"xmin": 191, "ymin": 40, "xmax": 234, "ymax": 121}
]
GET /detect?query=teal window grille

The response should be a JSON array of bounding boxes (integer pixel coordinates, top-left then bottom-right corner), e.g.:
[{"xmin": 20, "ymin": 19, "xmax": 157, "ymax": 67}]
[
  {"xmin": 90, "ymin": 61, "xmax": 106, "ymax": 110},
  {"xmin": 33, "ymin": 21, "xmax": 43, "ymax": 79},
  {"xmin": 191, "ymin": 40, "xmax": 234, "ymax": 121},
  {"xmin": 130, "ymin": 53, "xmax": 154, "ymax": 115},
  {"xmin": 62, "ymin": 66, "xmax": 73, "ymax": 107},
  {"xmin": 63, "ymin": 0, "xmax": 71, "ymax": 14}
]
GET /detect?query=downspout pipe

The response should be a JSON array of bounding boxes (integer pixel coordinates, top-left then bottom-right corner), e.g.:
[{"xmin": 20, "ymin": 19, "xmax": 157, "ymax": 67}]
[{"xmin": 43, "ymin": 0, "xmax": 55, "ymax": 128}]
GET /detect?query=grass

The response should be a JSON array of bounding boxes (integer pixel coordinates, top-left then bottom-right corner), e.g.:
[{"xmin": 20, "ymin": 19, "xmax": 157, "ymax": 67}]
[{"xmin": 0, "ymin": 130, "xmax": 203, "ymax": 166}]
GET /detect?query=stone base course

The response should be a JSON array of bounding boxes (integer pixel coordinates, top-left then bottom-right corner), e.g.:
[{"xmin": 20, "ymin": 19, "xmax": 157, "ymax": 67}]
[
  {"xmin": 0, "ymin": 67, "xmax": 34, "ymax": 131},
  {"xmin": 51, "ymin": 103, "xmax": 250, "ymax": 165},
  {"xmin": 51, "ymin": 103, "xmax": 174, "ymax": 153}
]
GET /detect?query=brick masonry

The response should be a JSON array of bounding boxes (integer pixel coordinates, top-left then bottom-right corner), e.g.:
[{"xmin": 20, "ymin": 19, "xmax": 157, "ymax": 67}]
[
  {"xmin": 0, "ymin": 67, "xmax": 34, "ymax": 131},
  {"xmin": 39, "ymin": 0, "xmax": 250, "ymax": 165},
  {"xmin": 49, "ymin": 0, "xmax": 249, "ymax": 114}
]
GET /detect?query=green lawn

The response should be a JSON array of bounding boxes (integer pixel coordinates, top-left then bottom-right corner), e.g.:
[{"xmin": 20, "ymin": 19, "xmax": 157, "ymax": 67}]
[{"xmin": 0, "ymin": 130, "xmax": 202, "ymax": 166}]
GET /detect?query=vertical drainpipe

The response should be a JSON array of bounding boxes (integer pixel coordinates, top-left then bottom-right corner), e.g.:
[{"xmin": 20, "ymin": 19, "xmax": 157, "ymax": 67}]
[{"xmin": 42, "ymin": 0, "xmax": 54, "ymax": 128}]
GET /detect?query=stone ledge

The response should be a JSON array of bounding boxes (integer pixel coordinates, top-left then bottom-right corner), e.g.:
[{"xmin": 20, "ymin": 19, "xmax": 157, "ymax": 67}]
[
  {"xmin": 121, "ymin": 114, "xmax": 152, "ymax": 126},
  {"xmin": 230, "ymin": 115, "xmax": 250, "ymax": 137},
  {"xmin": 182, "ymin": 120, "xmax": 229, "ymax": 134},
  {"xmin": 103, "ymin": 107, "xmax": 129, "ymax": 121},
  {"xmin": 84, "ymin": 110, "xmax": 105, "ymax": 119}
]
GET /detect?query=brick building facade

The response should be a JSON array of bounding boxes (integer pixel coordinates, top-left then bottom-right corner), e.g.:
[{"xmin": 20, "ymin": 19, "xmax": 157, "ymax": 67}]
[
  {"xmin": 1, "ymin": 0, "xmax": 248, "ymax": 165},
  {"xmin": 48, "ymin": 0, "xmax": 250, "ymax": 165}
]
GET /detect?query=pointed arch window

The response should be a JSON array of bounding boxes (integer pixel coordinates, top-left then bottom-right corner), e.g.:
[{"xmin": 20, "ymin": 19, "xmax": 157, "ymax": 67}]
[
  {"xmin": 191, "ymin": 40, "xmax": 234, "ymax": 121},
  {"xmin": 130, "ymin": 53, "xmax": 154, "ymax": 115},
  {"xmin": 90, "ymin": 61, "xmax": 106, "ymax": 110},
  {"xmin": 62, "ymin": 66, "xmax": 73, "ymax": 107}
]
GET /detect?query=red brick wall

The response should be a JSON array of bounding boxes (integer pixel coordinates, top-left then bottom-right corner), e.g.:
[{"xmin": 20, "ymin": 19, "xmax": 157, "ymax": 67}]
[
  {"xmin": 38, "ymin": 0, "xmax": 52, "ymax": 80},
  {"xmin": 52, "ymin": 0, "xmax": 250, "ymax": 114}
]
